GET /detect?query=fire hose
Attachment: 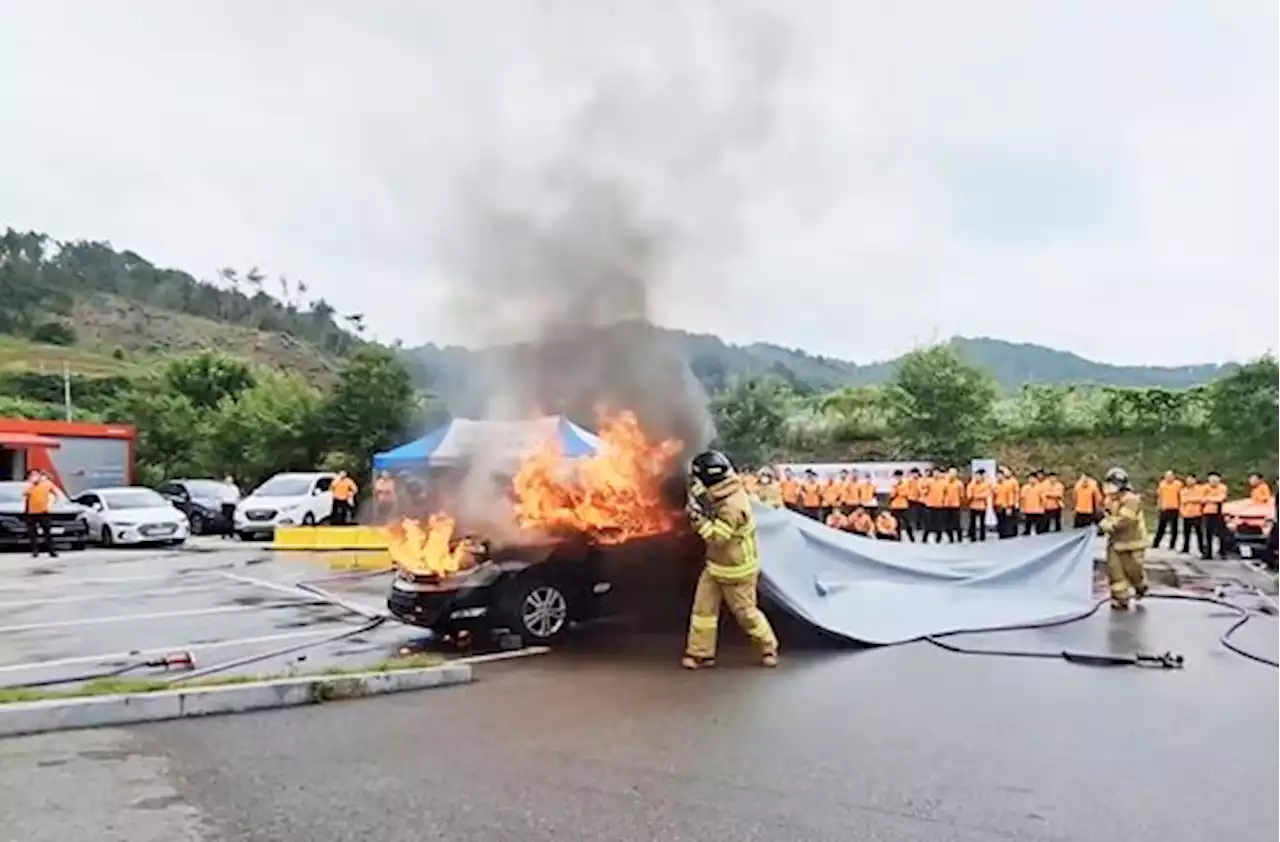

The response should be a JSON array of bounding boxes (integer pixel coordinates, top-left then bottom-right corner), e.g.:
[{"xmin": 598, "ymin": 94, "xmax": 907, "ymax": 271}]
[{"xmin": 923, "ymin": 589, "xmax": 1278, "ymax": 669}]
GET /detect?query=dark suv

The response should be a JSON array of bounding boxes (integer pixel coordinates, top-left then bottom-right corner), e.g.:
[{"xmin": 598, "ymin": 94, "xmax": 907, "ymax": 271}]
[{"xmin": 0, "ymin": 482, "xmax": 90, "ymax": 550}]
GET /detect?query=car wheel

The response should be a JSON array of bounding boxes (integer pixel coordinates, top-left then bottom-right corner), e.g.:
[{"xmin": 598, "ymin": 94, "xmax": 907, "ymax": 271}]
[
  {"xmin": 71, "ymin": 541, "xmax": 85, "ymax": 551},
  {"xmin": 189, "ymin": 513, "xmax": 204, "ymax": 535},
  {"xmin": 238, "ymin": 531, "xmax": 253, "ymax": 541},
  {"xmin": 505, "ymin": 576, "xmax": 573, "ymax": 644},
  {"xmin": 302, "ymin": 512, "xmax": 316, "ymax": 526},
  {"xmin": 100, "ymin": 526, "xmax": 113, "ymax": 547}
]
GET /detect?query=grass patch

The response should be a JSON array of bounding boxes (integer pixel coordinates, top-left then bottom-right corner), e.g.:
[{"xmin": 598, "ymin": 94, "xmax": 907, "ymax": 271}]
[{"xmin": 0, "ymin": 653, "xmax": 445, "ymax": 706}]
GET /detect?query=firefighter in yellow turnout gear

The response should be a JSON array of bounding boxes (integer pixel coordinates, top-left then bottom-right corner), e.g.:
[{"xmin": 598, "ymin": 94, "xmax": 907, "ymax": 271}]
[
  {"xmin": 1097, "ymin": 466, "xmax": 1150, "ymax": 610},
  {"xmin": 683, "ymin": 450, "xmax": 780, "ymax": 670}
]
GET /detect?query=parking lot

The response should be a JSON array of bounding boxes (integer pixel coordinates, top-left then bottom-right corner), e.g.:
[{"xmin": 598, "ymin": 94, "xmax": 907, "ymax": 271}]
[{"xmin": 0, "ymin": 538, "xmax": 437, "ymax": 690}]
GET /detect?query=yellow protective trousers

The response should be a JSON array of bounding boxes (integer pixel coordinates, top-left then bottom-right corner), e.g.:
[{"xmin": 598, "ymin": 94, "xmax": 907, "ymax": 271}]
[
  {"xmin": 685, "ymin": 568, "xmax": 778, "ymax": 660},
  {"xmin": 1106, "ymin": 547, "xmax": 1147, "ymax": 606}
]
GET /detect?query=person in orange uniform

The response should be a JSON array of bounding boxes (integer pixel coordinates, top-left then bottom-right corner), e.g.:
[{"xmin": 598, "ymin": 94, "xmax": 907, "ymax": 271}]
[
  {"xmin": 965, "ymin": 468, "xmax": 992, "ymax": 542},
  {"xmin": 799, "ymin": 470, "xmax": 823, "ymax": 521},
  {"xmin": 939, "ymin": 467, "xmax": 963, "ymax": 543},
  {"xmin": 22, "ymin": 470, "xmax": 60, "ymax": 558},
  {"xmin": 836, "ymin": 469, "xmax": 858, "ymax": 516},
  {"xmin": 1152, "ymin": 470, "xmax": 1183, "ymax": 550},
  {"xmin": 1020, "ymin": 470, "xmax": 1045, "ymax": 534},
  {"xmin": 905, "ymin": 467, "xmax": 924, "ymax": 537},
  {"xmin": 1200, "ymin": 471, "xmax": 1229, "ymax": 560},
  {"xmin": 820, "ymin": 471, "xmax": 845, "ymax": 524},
  {"xmin": 874, "ymin": 508, "xmax": 899, "ymax": 541},
  {"xmin": 1178, "ymin": 474, "xmax": 1203, "ymax": 556},
  {"xmin": 372, "ymin": 470, "xmax": 398, "ymax": 523},
  {"xmin": 824, "ymin": 509, "xmax": 848, "ymax": 531},
  {"xmin": 993, "ymin": 467, "xmax": 1020, "ymax": 539},
  {"xmin": 742, "ymin": 470, "xmax": 760, "ymax": 499},
  {"xmin": 330, "ymin": 471, "xmax": 359, "ymax": 526},
  {"xmin": 779, "ymin": 470, "xmax": 800, "ymax": 513},
  {"xmin": 1248, "ymin": 473, "xmax": 1273, "ymax": 504},
  {"xmin": 856, "ymin": 471, "xmax": 879, "ymax": 513},
  {"xmin": 921, "ymin": 469, "xmax": 946, "ymax": 543},
  {"xmin": 849, "ymin": 507, "xmax": 875, "ymax": 537},
  {"xmin": 1072, "ymin": 472, "xmax": 1103, "ymax": 528},
  {"xmin": 1042, "ymin": 471, "xmax": 1065, "ymax": 532},
  {"xmin": 888, "ymin": 469, "xmax": 915, "ymax": 542}
]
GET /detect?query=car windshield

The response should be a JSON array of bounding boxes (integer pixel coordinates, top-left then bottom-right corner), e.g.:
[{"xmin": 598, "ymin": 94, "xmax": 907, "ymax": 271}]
[
  {"xmin": 101, "ymin": 489, "xmax": 168, "ymax": 510},
  {"xmin": 184, "ymin": 480, "xmax": 233, "ymax": 498},
  {"xmin": 253, "ymin": 476, "xmax": 313, "ymax": 497}
]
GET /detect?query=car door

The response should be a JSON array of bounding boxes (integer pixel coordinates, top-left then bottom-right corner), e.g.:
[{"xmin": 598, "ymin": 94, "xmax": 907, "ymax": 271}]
[
  {"xmin": 75, "ymin": 493, "xmax": 104, "ymax": 534},
  {"xmin": 311, "ymin": 476, "xmax": 334, "ymax": 521}
]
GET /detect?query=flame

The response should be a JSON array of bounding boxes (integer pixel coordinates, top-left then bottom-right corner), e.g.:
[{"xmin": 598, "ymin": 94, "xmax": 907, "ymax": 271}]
[
  {"xmin": 383, "ymin": 410, "xmax": 683, "ymax": 572},
  {"xmin": 513, "ymin": 410, "xmax": 683, "ymax": 543},
  {"xmin": 386, "ymin": 513, "xmax": 475, "ymax": 577}
]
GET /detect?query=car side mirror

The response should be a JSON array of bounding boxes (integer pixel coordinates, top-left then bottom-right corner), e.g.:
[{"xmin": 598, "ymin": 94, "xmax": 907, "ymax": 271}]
[{"xmin": 92, "ymin": 502, "xmax": 103, "ymax": 511}]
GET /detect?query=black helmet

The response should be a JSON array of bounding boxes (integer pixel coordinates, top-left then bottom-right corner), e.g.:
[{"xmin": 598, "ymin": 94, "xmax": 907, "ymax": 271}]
[
  {"xmin": 1104, "ymin": 466, "xmax": 1130, "ymax": 489},
  {"xmin": 691, "ymin": 450, "xmax": 735, "ymax": 486}
]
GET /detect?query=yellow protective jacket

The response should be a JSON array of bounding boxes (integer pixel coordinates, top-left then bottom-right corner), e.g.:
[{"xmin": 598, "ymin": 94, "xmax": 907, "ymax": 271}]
[
  {"xmin": 1099, "ymin": 490, "xmax": 1148, "ymax": 552},
  {"xmin": 690, "ymin": 474, "xmax": 761, "ymax": 582}
]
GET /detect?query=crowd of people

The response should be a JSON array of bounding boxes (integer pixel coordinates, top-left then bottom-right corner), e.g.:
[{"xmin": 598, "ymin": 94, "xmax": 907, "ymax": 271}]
[{"xmin": 742, "ymin": 464, "xmax": 1273, "ymax": 559}]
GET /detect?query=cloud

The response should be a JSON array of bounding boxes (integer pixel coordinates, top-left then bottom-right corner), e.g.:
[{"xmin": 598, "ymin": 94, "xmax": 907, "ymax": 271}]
[{"xmin": 0, "ymin": 0, "xmax": 1274, "ymax": 366}]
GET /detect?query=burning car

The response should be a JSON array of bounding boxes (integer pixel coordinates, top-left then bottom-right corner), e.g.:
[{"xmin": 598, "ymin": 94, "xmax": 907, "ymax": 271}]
[
  {"xmin": 385, "ymin": 411, "xmax": 700, "ymax": 645},
  {"xmin": 1222, "ymin": 498, "xmax": 1277, "ymax": 564}
]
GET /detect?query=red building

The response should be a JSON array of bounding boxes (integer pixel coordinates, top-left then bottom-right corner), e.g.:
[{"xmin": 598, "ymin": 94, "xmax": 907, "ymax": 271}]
[{"xmin": 0, "ymin": 419, "xmax": 136, "ymax": 494}]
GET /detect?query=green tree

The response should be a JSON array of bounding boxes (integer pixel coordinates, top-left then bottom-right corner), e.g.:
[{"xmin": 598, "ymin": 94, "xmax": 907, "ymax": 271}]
[
  {"xmin": 1206, "ymin": 355, "xmax": 1279, "ymax": 469},
  {"xmin": 319, "ymin": 346, "xmax": 415, "ymax": 482},
  {"xmin": 164, "ymin": 351, "xmax": 256, "ymax": 410},
  {"xmin": 882, "ymin": 344, "xmax": 998, "ymax": 464},
  {"xmin": 819, "ymin": 385, "xmax": 887, "ymax": 442},
  {"xmin": 201, "ymin": 371, "xmax": 324, "ymax": 486},
  {"xmin": 710, "ymin": 376, "xmax": 793, "ymax": 467},
  {"xmin": 108, "ymin": 382, "xmax": 204, "ymax": 485}
]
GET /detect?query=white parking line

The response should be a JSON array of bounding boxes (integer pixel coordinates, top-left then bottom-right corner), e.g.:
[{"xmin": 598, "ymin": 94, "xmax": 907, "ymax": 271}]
[
  {"xmin": 452, "ymin": 646, "xmax": 552, "ymax": 665},
  {"xmin": 0, "ymin": 628, "xmax": 354, "ymax": 674},
  {"xmin": 214, "ymin": 570, "xmax": 386, "ymax": 618},
  {"xmin": 0, "ymin": 584, "xmax": 249, "ymax": 609},
  {"xmin": 0, "ymin": 572, "xmax": 226, "ymax": 591},
  {"xmin": 0, "ymin": 600, "xmax": 329, "ymax": 634}
]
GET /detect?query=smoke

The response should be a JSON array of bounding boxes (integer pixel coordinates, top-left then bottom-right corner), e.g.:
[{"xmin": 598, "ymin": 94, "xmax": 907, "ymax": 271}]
[{"xmin": 425, "ymin": 1, "xmax": 792, "ymax": 525}]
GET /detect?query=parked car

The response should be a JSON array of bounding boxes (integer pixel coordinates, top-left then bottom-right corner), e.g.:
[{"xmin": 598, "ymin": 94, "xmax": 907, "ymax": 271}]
[
  {"xmin": 387, "ymin": 529, "xmax": 703, "ymax": 646},
  {"xmin": 1222, "ymin": 498, "xmax": 1275, "ymax": 561},
  {"xmin": 74, "ymin": 487, "xmax": 190, "ymax": 547},
  {"xmin": 234, "ymin": 472, "xmax": 335, "ymax": 540},
  {"xmin": 0, "ymin": 481, "xmax": 90, "ymax": 551},
  {"xmin": 157, "ymin": 478, "xmax": 238, "ymax": 535}
]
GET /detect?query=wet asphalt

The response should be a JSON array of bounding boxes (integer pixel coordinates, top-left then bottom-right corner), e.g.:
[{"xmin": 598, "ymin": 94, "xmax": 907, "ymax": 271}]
[{"xmin": 2, "ymin": 593, "xmax": 1274, "ymax": 842}]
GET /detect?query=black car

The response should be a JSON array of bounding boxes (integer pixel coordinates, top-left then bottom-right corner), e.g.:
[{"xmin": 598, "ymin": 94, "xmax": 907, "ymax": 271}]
[
  {"xmin": 0, "ymin": 481, "xmax": 90, "ymax": 550},
  {"xmin": 157, "ymin": 479, "xmax": 237, "ymax": 535},
  {"xmin": 387, "ymin": 530, "xmax": 703, "ymax": 646}
]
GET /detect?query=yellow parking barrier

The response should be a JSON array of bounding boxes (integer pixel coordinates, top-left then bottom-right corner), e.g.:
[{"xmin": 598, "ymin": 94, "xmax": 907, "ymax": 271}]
[{"xmin": 271, "ymin": 526, "xmax": 390, "ymax": 551}]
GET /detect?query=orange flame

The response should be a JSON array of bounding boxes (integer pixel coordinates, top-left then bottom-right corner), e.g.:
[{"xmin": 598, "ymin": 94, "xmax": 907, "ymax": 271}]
[{"xmin": 383, "ymin": 410, "xmax": 683, "ymax": 572}]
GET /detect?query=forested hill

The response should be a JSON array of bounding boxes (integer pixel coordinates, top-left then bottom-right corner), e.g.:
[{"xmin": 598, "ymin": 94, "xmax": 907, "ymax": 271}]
[
  {"xmin": 1, "ymin": 227, "xmax": 1230, "ymax": 393},
  {"xmin": 405, "ymin": 332, "xmax": 1230, "ymax": 395}
]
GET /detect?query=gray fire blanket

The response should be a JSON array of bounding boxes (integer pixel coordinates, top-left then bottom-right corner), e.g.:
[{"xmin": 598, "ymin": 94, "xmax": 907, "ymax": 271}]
[{"xmin": 754, "ymin": 506, "xmax": 1096, "ymax": 645}]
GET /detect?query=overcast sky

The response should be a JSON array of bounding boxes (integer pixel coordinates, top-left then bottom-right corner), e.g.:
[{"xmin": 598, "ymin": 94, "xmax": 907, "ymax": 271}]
[{"xmin": 1, "ymin": 1, "xmax": 1275, "ymax": 366}]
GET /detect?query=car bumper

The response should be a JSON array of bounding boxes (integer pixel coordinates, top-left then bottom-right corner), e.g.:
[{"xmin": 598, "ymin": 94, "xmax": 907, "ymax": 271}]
[
  {"xmin": 0, "ymin": 524, "xmax": 90, "ymax": 546},
  {"xmin": 387, "ymin": 568, "xmax": 502, "ymax": 631}
]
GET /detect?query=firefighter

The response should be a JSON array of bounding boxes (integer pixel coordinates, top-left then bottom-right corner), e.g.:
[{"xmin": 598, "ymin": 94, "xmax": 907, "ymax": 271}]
[
  {"xmin": 1200, "ymin": 471, "xmax": 1229, "ymax": 560},
  {"xmin": 888, "ymin": 469, "xmax": 914, "ymax": 541},
  {"xmin": 965, "ymin": 468, "xmax": 992, "ymax": 542},
  {"xmin": 1248, "ymin": 473, "xmax": 1272, "ymax": 504},
  {"xmin": 1020, "ymin": 471, "xmax": 1045, "ymax": 534},
  {"xmin": 22, "ymin": 470, "xmax": 58, "ymax": 558},
  {"xmin": 780, "ymin": 469, "xmax": 800, "ymax": 512},
  {"xmin": 849, "ymin": 506, "xmax": 875, "ymax": 536},
  {"xmin": 1152, "ymin": 470, "xmax": 1183, "ymax": 550},
  {"xmin": 1179, "ymin": 474, "xmax": 1203, "ymax": 556},
  {"xmin": 330, "ymin": 471, "xmax": 358, "ymax": 525},
  {"xmin": 874, "ymin": 508, "xmax": 899, "ymax": 541},
  {"xmin": 994, "ymin": 467, "xmax": 1020, "ymax": 539},
  {"xmin": 372, "ymin": 470, "xmax": 398, "ymax": 523},
  {"xmin": 940, "ymin": 467, "xmax": 963, "ymax": 542},
  {"xmin": 682, "ymin": 450, "xmax": 778, "ymax": 670},
  {"xmin": 1072, "ymin": 472, "xmax": 1103, "ymax": 528},
  {"xmin": 1042, "ymin": 471, "xmax": 1065, "ymax": 532},
  {"xmin": 1098, "ymin": 466, "xmax": 1149, "ymax": 609},
  {"xmin": 799, "ymin": 470, "xmax": 823, "ymax": 521},
  {"xmin": 755, "ymin": 468, "xmax": 783, "ymax": 508}
]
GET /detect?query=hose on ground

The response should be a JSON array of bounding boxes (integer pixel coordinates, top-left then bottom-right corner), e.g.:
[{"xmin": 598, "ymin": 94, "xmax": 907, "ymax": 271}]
[{"xmin": 923, "ymin": 591, "xmax": 1278, "ymax": 669}]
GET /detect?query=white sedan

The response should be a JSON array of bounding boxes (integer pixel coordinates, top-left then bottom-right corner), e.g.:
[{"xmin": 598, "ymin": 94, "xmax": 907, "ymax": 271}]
[{"xmin": 74, "ymin": 487, "xmax": 191, "ymax": 547}]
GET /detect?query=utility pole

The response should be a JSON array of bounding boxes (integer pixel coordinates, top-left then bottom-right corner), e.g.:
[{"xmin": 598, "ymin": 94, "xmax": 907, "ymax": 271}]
[{"xmin": 63, "ymin": 362, "xmax": 72, "ymax": 421}]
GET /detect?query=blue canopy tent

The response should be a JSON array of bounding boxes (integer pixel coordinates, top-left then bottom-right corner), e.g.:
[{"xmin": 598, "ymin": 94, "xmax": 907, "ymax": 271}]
[{"xmin": 372, "ymin": 416, "xmax": 602, "ymax": 472}]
